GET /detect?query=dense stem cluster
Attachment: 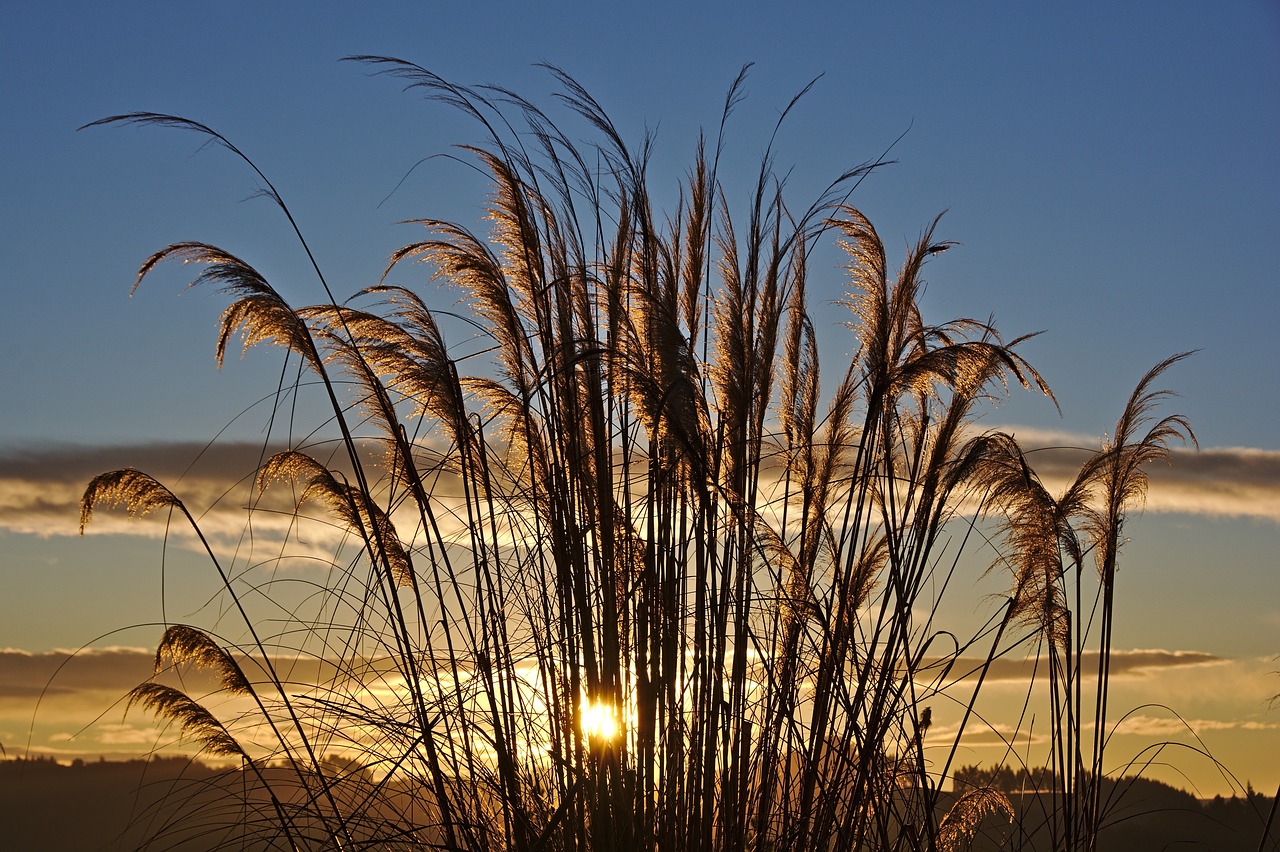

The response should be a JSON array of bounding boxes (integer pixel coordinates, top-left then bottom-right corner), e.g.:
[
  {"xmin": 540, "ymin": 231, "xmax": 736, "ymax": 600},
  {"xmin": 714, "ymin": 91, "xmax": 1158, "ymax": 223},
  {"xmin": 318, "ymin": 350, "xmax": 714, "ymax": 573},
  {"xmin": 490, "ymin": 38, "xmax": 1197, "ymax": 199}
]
[{"xmin": 80, "ymin": 61, "xmax": 1193, "ymax": 851}]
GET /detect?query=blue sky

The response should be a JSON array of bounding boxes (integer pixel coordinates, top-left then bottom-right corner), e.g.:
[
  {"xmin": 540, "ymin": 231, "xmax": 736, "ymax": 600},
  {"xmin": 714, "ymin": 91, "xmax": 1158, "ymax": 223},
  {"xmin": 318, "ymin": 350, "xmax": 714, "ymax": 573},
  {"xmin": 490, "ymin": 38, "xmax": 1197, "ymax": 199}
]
[
  {"xmin": 1, "ymin": 0, "xmax": 1277, "ymax": 796},
  {"xmin": 2, "ymin": 2, "xmax": 1277, "ymax": 448}
]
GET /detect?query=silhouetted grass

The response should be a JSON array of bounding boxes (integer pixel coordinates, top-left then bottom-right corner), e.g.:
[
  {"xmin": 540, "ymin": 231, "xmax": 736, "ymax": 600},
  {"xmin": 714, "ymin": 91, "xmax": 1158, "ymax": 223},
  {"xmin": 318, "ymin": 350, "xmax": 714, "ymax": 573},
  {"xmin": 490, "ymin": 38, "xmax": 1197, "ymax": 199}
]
[{"xmin": 76, "ymin": 61, "xmax": 1228, "ymax": 851}]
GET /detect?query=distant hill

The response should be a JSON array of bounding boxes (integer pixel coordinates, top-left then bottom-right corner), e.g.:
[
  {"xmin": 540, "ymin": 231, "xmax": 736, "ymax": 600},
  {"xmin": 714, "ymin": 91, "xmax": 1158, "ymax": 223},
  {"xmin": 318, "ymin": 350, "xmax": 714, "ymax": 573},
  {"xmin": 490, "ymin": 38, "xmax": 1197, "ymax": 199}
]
[
  {"xmin": 0, "ymin": 755, "xmax": 269, "ymax": 851},
  {"xmin": 1, "ymin": 756, "xmax": 1275, "ymax": 850},
  {"xmin": 953, "ymin": 764, "xmax": 1277, "ymax": 851},
  {"xmin": 0, "ymin": 754, "xmax": 437, "ymax": 850}
]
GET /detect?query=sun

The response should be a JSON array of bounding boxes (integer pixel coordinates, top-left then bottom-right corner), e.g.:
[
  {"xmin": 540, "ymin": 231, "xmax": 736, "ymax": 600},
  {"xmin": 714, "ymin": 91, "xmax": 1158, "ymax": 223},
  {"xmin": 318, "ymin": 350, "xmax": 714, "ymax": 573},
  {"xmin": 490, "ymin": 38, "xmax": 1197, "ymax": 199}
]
[{"xmin": 579, "ymin": 697, "xmax": 620, "ymax": 743}]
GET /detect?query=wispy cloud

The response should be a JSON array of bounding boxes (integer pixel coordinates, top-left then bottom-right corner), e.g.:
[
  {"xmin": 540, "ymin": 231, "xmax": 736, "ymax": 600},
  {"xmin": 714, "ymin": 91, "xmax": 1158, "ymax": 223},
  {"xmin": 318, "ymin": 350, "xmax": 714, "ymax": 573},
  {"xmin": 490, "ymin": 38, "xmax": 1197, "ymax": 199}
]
[
  {"xmin": 999, "ymin": 427, "xmax": 1280, "ymax": 523},
  {"xmin": 2, "ymin": 644, "xmax": 1245, "ymax": 717},
  {"xmin": 3, "ymin": 435, "xmax": 1275, "ymax": 548},
  {"xmin": 0, "ymin": 441, "xmax": 472, "ymax": 561},
  {"xmin": 94, "ymin": 721, "xmax": 169, "ymax": 745},
  {"xmin": 0, "ymin": 646, "xmax": 434, "ymax": 710},
  {"xmin": 0, "ymin": 645, "xmax": 338, "ymax": 757},
  {"xmin": 0, "ymin": 647, "xmax": 155, "ymax": 701},
  {"xmin": 1108, "ymin": 714, "xmax": 1280, "ymax": 737},
  {"xmin": 936, "ymin": 648, "xmax": 1228, "ymax": 684},
  {"xmin": 0, "ymin": 442, "xmax": 284, "ymax": 540},
  {"xmin": 930, "ymin": 713, "xmax": 1280, "ymax": 750}
]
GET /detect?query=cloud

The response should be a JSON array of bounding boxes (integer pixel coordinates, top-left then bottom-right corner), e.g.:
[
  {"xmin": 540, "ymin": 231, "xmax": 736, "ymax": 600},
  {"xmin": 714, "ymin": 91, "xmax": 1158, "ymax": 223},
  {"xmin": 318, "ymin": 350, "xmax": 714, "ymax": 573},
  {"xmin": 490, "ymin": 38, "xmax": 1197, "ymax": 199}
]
[
  {"xmin": 930, "ymin": 712, "xmax": 1280, "ymax": 750},
  {"xmin": 4, "ymin": 432, "xmax": 1276, "ymax": 554},
  {"xmin": 96, "ymin": 722, "xmax": 168, "ymax": 745},
  {"xmin": 1108, "ymin": 714, "xmax": 1280, "ymax": 737},
  {"xmin": 926, "ymin": 718, "xmax": 1049, "ymax": 748},
  {"xmin": 0, "ymin": 642, "xmax": 484, "ymax": 763},
  {"xmin": 0, "ymin": 645, "xmax": 433, "ymax": 710},
  {"xmin": 0, "ymin": 442, "xmax": 286, "ymax": 540},
  {"xmin": 2, "ymin": 644, "xmax": 1233, "ymax": 718},
  {"xmin": 1002, "ymin": 427, "xmax": 1280, "ymax": 523},
  {"xmin": 935, "ymin": 648, "xmax": 1227, "ymax": 684},
  {"xmin": 0, "ymin": 647, "xmax": 156, "ymax": 701},
  {"xmin": 0, "ymin": 440, "xmax": 474, "ymax": 562}
]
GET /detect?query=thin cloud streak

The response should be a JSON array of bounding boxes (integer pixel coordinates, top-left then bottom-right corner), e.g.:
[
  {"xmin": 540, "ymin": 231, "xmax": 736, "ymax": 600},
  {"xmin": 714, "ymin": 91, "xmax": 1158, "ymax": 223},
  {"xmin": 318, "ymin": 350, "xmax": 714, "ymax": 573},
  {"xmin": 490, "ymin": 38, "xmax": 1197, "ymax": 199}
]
[
  {"xmin": 2, "ymin": 438, "xmax": 1279, "ymax": 541},
  {"xmin": 1, "ymin": 646, "xmax": 455, "ymax": 707},
  {"xmin": 1004, "ymin": 427, "xmax": 1280, "ymax": 523},
  {"xmin": 0, "ymin": 647, "xmax": 156, "ymax": 700},
  {"xmin": 2, "ymin": 646, "xmax": 1231, "ymax": 706},
  {"xmin": 0, "ymin": 442, "xmax": 286, "ymax": 540},
  {"xmin": 5, "ymin": 646, "xmax": 1273, "ymax": 779},
  {"xmin": 935, "ymin": 649, "xmax": 1227, "ymax": 684},
  {"xmin": 930, "ymin": 714, "xmax": 1280, "ymax": 748},
  {"xmin": 0, "ymin": 441, "xmax": 474, "ymax": 563},
  {"xmin": 1109, "ymin": 714, "xmax": 1280, "ymax": 737}
]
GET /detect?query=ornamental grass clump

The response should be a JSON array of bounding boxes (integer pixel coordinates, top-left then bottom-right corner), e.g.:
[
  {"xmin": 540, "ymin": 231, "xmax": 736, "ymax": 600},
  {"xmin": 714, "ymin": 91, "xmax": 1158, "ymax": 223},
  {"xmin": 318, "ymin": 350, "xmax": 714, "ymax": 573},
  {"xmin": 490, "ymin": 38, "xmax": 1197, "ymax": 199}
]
[{"xmin": 81, "ymin": 59, "xmax": 1193, "ymax": 851}]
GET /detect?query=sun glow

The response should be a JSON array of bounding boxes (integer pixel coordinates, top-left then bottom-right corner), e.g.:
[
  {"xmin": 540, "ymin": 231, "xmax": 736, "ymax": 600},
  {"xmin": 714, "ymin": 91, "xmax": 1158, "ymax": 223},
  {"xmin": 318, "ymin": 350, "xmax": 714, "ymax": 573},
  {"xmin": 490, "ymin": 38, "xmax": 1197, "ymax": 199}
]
[{"xmin": 579, "ymin": 697, "xmax": 620, "ymax": 743}]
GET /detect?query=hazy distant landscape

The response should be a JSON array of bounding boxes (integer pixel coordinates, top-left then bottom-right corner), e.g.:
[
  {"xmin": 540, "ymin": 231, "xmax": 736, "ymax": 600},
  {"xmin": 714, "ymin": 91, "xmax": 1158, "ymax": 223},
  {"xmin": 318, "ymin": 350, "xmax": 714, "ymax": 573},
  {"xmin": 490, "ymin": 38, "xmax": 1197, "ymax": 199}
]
[{"xmin": 2, "ymin": 756, "xmax": 1273, "ymax": 851}]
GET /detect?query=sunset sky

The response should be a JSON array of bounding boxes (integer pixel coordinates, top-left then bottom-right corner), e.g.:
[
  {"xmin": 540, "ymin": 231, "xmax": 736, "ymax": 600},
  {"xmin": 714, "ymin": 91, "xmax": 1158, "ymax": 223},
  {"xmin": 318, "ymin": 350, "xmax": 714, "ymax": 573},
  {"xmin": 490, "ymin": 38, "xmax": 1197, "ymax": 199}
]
[{"xmin": 2, "ymin": 1, "xmax": 1277, "ymax": 798}]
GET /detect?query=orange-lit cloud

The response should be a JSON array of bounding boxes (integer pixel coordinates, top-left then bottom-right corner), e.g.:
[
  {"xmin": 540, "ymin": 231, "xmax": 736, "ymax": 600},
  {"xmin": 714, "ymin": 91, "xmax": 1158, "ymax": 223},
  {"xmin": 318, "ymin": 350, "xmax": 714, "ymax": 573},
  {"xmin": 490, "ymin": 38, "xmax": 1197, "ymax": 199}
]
[
  {"xmin": 1107, "ymin": 714, "xmax": 1280, "ymax": 737},
  {"xmin": 935, "ymin": 648, "xmax": 1227, "ymax": 684}
]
